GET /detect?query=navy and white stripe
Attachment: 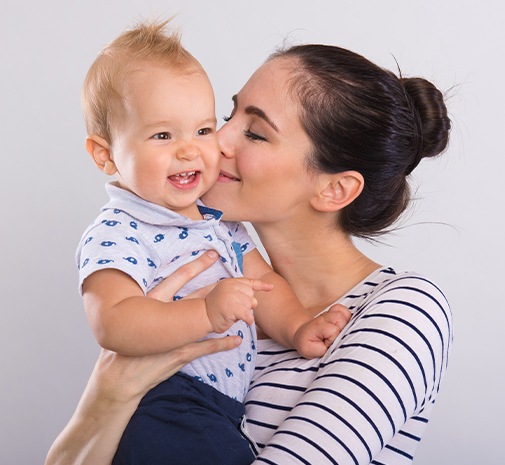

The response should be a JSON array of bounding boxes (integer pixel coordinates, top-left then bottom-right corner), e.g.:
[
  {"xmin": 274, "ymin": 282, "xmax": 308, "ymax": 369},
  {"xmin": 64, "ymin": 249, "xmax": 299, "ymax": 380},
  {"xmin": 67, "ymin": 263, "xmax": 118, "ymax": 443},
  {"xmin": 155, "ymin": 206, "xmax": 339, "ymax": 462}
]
[{"xmin": 244, "ymin": 268, "xmax": 452, "ymax": 465}]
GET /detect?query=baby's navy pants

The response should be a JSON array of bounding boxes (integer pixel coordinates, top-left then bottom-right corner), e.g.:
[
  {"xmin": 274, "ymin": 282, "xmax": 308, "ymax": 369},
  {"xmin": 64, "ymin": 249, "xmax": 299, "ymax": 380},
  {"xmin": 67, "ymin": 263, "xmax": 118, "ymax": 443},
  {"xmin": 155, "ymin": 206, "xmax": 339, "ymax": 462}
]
[{"xmin": 112, "ymin": 372, "xmax": 255, "ymax": 465}]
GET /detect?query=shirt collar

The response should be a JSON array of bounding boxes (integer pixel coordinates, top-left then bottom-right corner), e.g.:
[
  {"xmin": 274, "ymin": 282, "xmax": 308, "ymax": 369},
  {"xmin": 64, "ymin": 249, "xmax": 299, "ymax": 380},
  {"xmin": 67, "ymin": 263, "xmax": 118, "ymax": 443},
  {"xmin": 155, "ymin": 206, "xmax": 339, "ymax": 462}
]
[{"xmin": 102, "ymin": 182, "xmax": 223, "ymax": 227}]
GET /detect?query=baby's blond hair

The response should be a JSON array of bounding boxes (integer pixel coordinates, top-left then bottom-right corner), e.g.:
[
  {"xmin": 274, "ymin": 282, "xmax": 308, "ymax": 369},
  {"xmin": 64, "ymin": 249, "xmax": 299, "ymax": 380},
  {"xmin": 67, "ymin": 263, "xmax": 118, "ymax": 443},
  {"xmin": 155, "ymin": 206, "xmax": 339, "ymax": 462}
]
[{"xmin": 82, "ymin": 19, "xmax": 199, "ymax": 143}]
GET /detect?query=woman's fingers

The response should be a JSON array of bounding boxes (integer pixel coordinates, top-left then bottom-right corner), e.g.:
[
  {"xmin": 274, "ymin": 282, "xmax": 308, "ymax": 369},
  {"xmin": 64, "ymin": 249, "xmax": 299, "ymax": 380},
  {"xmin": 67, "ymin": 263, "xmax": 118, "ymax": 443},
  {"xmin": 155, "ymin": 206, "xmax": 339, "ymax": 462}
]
[
  {"xmin": 176, "ymin": 335, "xmax": 242, "ymax": 365},
  {"xmin": 147, "ymin": 251, "xmax": 219, "ymax": 302},
  {"xmin": 92, "ymin": 335, "xmax": 241, "ymax": 402}
]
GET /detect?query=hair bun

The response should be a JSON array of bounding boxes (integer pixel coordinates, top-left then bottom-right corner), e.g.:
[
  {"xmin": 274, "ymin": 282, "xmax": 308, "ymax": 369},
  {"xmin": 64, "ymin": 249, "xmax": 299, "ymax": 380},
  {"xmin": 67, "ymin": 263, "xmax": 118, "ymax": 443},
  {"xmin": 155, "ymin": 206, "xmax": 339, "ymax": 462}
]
[{"xmin": 401, "ymin": 77, "xmax": 451, "ymax": 173}]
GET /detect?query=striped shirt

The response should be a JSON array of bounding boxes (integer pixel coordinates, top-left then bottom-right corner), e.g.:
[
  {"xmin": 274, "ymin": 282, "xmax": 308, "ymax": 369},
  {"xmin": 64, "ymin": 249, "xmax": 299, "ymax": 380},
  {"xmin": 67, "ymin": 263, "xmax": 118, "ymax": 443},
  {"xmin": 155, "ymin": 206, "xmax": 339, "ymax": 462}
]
[{"xmin": 244, "ymin": 267, "xmax": 452, "ymax": 465}]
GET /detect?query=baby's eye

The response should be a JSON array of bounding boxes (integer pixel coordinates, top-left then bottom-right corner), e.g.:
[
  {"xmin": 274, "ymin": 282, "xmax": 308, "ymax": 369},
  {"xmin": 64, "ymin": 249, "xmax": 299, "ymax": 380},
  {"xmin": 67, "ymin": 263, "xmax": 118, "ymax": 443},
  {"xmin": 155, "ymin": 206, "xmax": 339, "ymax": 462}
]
[
  {"xmin": 197, "ymin": 127, "xmax": 213, "ymax": 136},
  {"xmin": 152, "ymin": 132, "xmax": 171, "ymax": 140}
]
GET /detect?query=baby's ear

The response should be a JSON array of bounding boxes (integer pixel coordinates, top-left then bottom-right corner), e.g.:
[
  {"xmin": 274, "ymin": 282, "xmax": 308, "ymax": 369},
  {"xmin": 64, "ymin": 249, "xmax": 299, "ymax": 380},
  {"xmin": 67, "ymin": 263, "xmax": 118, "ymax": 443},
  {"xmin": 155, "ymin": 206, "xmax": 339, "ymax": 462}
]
[{"xmin": 85, "ymin": 135, "xmax": 117, "ymax": 175}]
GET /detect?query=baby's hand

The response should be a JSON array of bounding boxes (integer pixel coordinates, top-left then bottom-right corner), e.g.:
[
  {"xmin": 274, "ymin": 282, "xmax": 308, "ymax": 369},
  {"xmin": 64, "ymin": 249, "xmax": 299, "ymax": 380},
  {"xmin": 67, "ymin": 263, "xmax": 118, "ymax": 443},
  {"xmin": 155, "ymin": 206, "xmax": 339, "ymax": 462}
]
[
  {"xmin": 205, "ymin": 278, "xmax": 273, "ymax": 334},
  {"xmin": 293, "ymin": 304, "xmax": 352, "ymax": 358}
]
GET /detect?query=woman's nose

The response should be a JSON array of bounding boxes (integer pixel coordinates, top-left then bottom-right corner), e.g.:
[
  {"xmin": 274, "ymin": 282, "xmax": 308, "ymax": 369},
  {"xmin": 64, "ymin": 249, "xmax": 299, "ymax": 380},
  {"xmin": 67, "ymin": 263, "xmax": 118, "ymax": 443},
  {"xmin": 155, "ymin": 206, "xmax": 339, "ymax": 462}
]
[{"xmin": 217, "ymin": 123, "xmax": 235, "ymax": 159}]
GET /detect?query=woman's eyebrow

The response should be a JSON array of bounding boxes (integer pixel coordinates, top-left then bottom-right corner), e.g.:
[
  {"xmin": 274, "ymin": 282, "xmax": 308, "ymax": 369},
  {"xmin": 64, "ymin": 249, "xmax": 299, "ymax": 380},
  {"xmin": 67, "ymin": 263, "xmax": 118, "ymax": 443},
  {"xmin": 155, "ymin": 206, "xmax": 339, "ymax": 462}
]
[{"xmin": 232, "ymin": 94, "xmax": 279, "ymax": 133}]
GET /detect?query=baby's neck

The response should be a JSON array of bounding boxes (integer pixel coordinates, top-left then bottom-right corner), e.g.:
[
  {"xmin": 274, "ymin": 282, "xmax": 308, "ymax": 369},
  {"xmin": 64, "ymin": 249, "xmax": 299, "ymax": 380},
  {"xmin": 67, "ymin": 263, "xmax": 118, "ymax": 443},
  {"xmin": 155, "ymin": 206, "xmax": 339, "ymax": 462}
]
[{"xmin": 175, "ymin": 203, "xmax": 204, "ymax": 221}]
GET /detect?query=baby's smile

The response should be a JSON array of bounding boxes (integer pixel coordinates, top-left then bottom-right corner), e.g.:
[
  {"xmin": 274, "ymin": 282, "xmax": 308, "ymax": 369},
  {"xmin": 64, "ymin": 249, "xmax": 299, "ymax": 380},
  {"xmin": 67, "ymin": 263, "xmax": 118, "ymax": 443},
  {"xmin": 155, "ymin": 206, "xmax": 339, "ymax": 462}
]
[{"xmin": 168, "ymin": 170, "xmax": 199, "ymax": 187}]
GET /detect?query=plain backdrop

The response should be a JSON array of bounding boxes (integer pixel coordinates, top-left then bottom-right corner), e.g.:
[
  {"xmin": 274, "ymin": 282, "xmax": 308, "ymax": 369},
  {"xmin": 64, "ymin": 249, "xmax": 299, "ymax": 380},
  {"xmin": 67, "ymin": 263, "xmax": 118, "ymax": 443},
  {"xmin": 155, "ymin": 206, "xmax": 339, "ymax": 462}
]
[{"xmin": 1, "ymin": 1, "xmax": 503, "ymax": 463}]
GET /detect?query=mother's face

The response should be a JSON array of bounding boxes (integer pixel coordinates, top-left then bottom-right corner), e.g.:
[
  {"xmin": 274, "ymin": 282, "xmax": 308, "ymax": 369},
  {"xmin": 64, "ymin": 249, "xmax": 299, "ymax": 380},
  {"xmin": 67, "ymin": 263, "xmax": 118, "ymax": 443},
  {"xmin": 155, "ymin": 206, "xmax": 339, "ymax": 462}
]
[{"xmin": 202, "ymin": 58, "xmax": 315, "ymax": 224}]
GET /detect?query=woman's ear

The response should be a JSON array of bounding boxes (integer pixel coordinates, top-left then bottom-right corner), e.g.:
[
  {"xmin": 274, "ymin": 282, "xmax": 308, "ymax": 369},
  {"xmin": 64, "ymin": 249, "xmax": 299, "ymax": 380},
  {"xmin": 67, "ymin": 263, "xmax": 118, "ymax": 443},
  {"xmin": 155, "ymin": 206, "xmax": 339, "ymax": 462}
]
[
  {"xmin": 85, "ymin": 135, "xmax": 117, "ymax": 175},
  {"xmin": 310, "ymin": 171, "xmax": 364, "ymax": 212}
]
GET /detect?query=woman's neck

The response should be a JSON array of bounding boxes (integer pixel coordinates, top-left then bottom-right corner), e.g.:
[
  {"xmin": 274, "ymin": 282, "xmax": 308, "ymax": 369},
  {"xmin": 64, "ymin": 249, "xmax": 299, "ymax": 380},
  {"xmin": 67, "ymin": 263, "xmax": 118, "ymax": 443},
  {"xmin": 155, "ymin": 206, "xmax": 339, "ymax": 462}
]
[{"xmin": 254, "ymin": 219, "xmax": 381, "ymax": 315}]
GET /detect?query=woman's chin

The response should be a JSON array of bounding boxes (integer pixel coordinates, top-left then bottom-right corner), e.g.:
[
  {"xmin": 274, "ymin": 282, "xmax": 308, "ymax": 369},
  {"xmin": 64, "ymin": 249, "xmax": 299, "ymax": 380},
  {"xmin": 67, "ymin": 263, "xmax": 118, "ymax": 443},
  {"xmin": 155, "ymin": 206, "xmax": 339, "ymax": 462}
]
[
  {"xmin": 202, "ymin": 185, "xmax": 228, "ymax": 209},
  {"xmin": 203, "ymin": 187, "xmax": 245, "ymax": 221}
]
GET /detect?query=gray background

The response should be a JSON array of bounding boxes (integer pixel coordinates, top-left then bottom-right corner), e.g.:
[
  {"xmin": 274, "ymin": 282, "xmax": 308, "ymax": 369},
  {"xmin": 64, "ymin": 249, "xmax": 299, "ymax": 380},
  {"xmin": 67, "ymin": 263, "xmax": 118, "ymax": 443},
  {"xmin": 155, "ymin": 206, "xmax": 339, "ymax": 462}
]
[{"xmin": 1, "ymin": 1, "xmax": 503, "ymax": 463}]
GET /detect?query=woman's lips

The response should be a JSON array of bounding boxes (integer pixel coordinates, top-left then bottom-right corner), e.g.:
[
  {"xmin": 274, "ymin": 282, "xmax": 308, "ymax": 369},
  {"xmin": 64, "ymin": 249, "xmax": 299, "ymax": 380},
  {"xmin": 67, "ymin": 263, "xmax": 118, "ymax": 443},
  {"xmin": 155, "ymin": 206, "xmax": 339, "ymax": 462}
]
[{"xmin": 217, "ymin": 170, "xmax": 240, "ymax": 182}]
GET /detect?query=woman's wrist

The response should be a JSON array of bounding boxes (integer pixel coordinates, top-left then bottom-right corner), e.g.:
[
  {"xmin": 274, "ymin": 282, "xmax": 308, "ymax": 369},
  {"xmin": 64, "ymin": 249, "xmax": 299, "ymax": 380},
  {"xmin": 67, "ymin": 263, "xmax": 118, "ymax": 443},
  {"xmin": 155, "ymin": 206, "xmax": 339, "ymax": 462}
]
[{"xmin": 45, "ymin": 357, "xmax": 141, "ymax": 465}]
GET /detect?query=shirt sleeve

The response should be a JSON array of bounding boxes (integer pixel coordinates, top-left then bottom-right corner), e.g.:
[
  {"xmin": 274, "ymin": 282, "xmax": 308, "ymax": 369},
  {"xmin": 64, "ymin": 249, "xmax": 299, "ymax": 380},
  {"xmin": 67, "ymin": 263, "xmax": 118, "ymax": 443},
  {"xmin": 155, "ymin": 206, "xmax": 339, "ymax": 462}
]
[
  {"xmin": 222, "ymin": 221, "xmax": 257, "ymax": 256},
  {"xmin": 75, "ymin": 215, "xmax": 161, "ymax": 295},
  {"xmin": 252, "ymin": 274, "xmax": 453, "ymax": 465}
]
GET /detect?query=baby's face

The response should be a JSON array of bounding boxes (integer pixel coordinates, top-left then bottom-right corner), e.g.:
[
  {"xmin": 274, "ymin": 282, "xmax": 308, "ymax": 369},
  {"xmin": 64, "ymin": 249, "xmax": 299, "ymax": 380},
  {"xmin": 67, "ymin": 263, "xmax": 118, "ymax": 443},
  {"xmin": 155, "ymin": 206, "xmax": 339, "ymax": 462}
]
[{"xmin": 110, "ymin": 63, "xmax": 220, "ymax": 219}]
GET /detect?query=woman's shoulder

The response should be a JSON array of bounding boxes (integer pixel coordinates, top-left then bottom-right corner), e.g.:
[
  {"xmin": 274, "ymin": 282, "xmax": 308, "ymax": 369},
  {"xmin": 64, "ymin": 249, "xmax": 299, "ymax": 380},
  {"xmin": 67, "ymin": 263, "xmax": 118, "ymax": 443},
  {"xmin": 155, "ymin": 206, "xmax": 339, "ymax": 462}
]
[
  {"xmin": 341, "ymin": 266, "xmax": 453, "ymax": 367},
  {"xmin": 355, "ymin": 266, "xmax": 445, "ymax": 290},
  {"xmin": 329, "ymin": 267, "xmax": 453, "ymax": 404},
  {"xmin": 345, "ymin": 267, "xmax": 451, "ymax": 317},
  {"xmin": 341, "ymin": 267, "xmax": 453, "ymax": 358}
]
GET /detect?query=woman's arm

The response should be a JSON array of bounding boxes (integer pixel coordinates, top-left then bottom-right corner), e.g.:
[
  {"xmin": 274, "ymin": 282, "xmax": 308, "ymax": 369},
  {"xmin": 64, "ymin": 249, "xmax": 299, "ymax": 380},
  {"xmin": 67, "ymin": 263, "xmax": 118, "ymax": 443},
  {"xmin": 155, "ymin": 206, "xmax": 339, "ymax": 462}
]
[
  {"xmin": 46, "ymin": 339, "xmax": 240, "ymax": 465},
  {"xmin": 250, "ymin": 274, "xmax": 452, "ymax": 464},
  {"xmin": 45, "ymin": 350, "xmax": 158, "ymax": 465},
  {"xmin": 46, "ymin": 251, "xmax": 238, "ymax": 465}
]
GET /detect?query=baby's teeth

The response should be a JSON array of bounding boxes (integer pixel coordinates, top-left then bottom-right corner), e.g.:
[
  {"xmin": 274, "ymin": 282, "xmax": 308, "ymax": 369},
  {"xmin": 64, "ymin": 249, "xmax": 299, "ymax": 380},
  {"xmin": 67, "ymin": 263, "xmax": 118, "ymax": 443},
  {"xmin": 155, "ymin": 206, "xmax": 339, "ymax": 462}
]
[{"xmin": 180, "ymin": 171, "xmax": 195, "ymax": 178}]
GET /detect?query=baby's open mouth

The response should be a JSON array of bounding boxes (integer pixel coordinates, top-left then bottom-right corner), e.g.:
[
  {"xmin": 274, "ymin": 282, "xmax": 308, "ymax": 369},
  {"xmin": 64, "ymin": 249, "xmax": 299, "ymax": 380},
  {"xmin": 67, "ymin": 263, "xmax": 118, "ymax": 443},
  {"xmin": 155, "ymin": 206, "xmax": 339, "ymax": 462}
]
[{"xmin": 168, "ymin": 171, "xmax": 198, "ymax": 185}]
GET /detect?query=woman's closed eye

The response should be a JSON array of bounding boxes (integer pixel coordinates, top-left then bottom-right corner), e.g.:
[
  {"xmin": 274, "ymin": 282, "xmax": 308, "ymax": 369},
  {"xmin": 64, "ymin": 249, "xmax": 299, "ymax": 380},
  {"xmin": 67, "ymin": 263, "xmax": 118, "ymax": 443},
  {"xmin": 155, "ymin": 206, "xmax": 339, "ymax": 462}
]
[
  {"xmin": 222, "ymin": 113, "xmax": 267, "ymax": 142},
  {"xmin": 244, "ymin": 129, "xmax": 267, "ymax": 142}
]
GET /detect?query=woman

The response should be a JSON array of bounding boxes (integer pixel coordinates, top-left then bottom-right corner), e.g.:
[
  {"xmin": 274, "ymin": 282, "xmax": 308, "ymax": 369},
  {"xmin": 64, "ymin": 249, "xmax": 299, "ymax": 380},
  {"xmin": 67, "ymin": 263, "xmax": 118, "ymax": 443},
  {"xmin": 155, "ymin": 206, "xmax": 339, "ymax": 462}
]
[{"xmin": 46, "ymin": 43, "xmax": 452, "ymax": 465}]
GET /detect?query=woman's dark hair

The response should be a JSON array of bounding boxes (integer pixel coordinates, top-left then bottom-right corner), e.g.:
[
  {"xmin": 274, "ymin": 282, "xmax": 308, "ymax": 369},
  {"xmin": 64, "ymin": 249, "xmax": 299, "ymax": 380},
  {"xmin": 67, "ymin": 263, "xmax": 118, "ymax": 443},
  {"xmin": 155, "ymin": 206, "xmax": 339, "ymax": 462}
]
[{"xmin": 270, "ymin": 44, "xmax": 451, "ymax": 238}]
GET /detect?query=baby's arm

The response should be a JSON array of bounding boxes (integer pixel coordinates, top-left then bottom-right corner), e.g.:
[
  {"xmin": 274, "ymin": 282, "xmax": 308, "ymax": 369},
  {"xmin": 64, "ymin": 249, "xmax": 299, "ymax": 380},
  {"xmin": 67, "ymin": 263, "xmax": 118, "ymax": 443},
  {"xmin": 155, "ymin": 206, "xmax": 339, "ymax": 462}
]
[
  {"xmin": 83, "ymin": 268, "xmax": 269, "ymax": 356},
  {"xmin": 242, "ymin": 250, "xmax": 350, "ymax": 358}
]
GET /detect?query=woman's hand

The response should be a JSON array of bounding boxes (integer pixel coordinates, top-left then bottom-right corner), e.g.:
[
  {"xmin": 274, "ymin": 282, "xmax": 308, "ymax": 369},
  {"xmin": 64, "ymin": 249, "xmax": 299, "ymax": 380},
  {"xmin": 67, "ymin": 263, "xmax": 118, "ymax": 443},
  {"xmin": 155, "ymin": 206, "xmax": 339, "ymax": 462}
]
[
  {"xmin": 45, "ymin": 337, "xmax": 241, "ymax": 465},
  {"xmin": 93, "ymin": 337, "xmax": 243, "ymax": 405},
  {"xmin": 45, "ymin": 250, "xmax": 238, "ymax": 465},
  {"xmin": 147, "ymin": 250, "xmax": 221, "ymax": 302}
]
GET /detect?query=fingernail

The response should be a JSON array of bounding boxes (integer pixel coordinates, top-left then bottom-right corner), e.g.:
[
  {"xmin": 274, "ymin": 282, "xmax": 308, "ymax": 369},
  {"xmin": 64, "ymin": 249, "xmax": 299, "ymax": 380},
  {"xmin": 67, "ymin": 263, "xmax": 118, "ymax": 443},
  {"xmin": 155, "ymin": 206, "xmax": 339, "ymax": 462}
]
[{"xmin": 206, "ymin": 250, "xmax": 218, "ymax": 259}]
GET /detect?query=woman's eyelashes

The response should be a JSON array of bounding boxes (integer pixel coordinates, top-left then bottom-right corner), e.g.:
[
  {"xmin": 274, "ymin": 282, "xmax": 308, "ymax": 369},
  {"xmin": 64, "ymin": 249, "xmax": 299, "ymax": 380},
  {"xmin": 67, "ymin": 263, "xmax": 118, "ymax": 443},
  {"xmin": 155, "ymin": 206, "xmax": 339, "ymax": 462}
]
[
  {"xmin": 243, "ymin": 129, "xmax": 267, "ymax": 142},
  {"xmin": 222, "ymin": 110, "xmax": 266, "ymax": 142}
]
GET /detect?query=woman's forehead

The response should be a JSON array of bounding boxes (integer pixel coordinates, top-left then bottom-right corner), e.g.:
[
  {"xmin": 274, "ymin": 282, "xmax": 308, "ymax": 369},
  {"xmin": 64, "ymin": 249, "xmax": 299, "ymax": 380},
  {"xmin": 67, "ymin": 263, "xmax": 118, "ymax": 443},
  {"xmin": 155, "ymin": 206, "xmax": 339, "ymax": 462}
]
[
  {"xmin": 237, "ymin": 59, "xmax": 300, "ymax": 122},
  {"xmin": 242, "ymin": 58, "xmax": 293, "ymax": 93}
]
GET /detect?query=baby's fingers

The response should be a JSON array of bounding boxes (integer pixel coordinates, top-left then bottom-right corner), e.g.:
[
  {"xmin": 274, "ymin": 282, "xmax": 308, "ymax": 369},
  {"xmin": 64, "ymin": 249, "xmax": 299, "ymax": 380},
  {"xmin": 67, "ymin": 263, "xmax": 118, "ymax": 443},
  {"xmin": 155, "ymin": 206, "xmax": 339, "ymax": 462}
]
[
  {"xmin": 239, "ymin": 307, "xmax": 255, "ymax": 326},
  {"xmin": 239, "ymin": 278, "xmax": 274, "ymax": 293},
  {"xmin": 325, "ymin": 304, "xmax": 352, "ymax": 332},
  {"xmin": 320, "ymin": 322, "xmax": 341, "ymax": 347}
]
